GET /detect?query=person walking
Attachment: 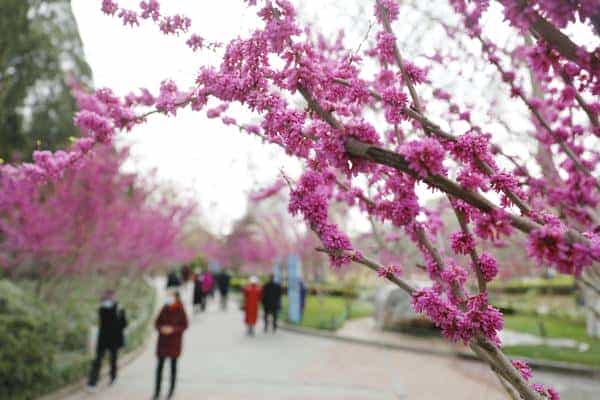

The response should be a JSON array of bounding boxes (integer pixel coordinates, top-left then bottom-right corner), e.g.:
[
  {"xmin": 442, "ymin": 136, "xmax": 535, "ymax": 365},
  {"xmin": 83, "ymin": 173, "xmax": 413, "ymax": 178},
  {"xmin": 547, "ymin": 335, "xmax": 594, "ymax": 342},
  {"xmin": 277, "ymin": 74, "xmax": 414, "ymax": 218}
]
[
  {"xmin": 166, "ymin": 269, "xmax": 181, "ymax": 289},
  {"xmin": 261, "ymin": 274, "xmax": 282, "ymax": 333},
  {"xmin": 215, "ymin": 269, "xmax": 231, "ymax": 310},
  {"xmin": 192, "ymin": 270, "xmax": 206, "ymax": 313},
  {"xmin": 299, "ymin": 279, "xmax": 307, "ymax": 321},
  {"xmin": 243, "ymin": 276, "xmax": 262, "ymax": 336},
  {"xmin": 180, "ymin": 264, "xmax": 191, "ymax": 283},
  {"xmin": 153, "ymin": 291, "xmax": 188, "ymax": 400},
  {"xmin": 87, "ymin": 290, "xmax": 127, "ymax": 391},
  {"xmin": 201, "ymin": 269, "xmax": 215, "ymax": 300}
]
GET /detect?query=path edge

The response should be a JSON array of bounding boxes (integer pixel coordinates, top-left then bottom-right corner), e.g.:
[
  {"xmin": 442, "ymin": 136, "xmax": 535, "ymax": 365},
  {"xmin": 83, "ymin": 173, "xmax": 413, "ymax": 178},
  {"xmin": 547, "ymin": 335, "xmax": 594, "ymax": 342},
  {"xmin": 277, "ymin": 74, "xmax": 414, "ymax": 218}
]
[{"xmin": 281, "ymin": 323, "xmax": 600, "ymax": 379}]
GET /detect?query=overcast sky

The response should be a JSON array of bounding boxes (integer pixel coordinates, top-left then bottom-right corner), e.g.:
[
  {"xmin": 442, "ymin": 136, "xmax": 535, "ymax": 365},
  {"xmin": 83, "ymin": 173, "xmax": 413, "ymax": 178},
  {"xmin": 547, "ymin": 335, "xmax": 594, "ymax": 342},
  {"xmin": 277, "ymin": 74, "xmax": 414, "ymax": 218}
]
[{"xmin": 72, "ymin": 0, "xmax": 306, "ymax": 235}]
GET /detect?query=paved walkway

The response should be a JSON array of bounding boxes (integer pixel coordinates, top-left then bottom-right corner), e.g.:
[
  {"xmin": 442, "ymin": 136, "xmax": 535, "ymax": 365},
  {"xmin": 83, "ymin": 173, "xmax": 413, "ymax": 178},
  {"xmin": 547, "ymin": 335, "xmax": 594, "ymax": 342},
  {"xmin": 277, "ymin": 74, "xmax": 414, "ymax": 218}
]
[{"xmin": 64, "ymin": 286, "xmax": 599, "ymax": 400}]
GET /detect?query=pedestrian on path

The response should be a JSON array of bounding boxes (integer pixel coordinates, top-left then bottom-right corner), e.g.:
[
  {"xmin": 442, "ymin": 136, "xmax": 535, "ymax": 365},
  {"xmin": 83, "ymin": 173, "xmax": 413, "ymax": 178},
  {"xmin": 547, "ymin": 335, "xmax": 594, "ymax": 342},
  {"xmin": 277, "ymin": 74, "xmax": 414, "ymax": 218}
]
[
  {"xmin": 87, "ymin": 289, "xmax": 127, "ymax": 391},
  {"xmin": 192, "ymin": 271, "xmax": 206, "ymax": 313},
  {"xmin": 153, "ymin": 290, "xmax": 188, "ymax": 400},
  {"xmin": 166, "ymin": 269, "xmax": 181, "ymax": 289},
  {"xmin": 201, "ymin": 269, "xmax": 215, "ymax": 299},
  {"xmin": 299, "ymin": 279, "xmax": 307, "ymax": 320},
  {"xmin": 215, "ymin": 269, "xmax": 231, "ymax": 310},
  {"xmin": 261, "ymin": 274, "xmax": 282, "ymax": 333},
  {"xmin": 180, "ymin": 264, "xmax": 192, "ymax": 283},
  {"xmin": 243, "ymin": 276, "xmax": 262, "ymax": 336}
]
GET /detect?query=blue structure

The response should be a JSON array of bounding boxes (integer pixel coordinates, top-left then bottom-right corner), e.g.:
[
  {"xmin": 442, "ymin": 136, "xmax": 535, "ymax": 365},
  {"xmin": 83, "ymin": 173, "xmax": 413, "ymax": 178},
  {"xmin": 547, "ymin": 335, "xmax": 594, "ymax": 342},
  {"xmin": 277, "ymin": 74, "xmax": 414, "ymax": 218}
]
[
  {"xmin": 273, "ymin": 260, "xmax": 282, "ymax": 284},
  {"xmin": 287, "ymin": 254, "xmax": 302, "ymax": 324},
  {"xmin": 208, "ymin": 260, "xmax": 220, "ymax": 273}
]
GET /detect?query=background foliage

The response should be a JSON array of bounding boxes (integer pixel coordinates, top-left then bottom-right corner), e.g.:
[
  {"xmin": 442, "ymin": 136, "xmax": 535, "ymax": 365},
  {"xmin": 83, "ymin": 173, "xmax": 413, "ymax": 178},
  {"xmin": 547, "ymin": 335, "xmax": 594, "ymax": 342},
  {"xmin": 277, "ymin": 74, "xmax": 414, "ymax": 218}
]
[{"xmin": 0, "ymin": 0, "xmax": 91, "ymax": 162}]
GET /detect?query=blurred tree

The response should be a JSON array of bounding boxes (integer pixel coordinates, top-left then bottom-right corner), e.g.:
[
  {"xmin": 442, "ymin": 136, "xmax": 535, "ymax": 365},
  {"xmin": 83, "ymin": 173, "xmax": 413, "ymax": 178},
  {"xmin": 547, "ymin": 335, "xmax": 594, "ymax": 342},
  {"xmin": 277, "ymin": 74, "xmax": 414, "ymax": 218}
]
[{"xmin": 0, "ymin": 0, "xmax": 91, "ymax": 162}]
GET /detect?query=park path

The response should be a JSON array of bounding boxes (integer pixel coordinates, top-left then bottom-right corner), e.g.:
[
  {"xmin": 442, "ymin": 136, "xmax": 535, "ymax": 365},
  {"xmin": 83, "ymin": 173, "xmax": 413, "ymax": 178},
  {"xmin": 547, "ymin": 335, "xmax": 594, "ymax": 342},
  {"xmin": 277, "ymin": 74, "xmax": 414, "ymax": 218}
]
[{"xmin": 64, "ymin": 282, "xmax": 598, "ymax": 400}]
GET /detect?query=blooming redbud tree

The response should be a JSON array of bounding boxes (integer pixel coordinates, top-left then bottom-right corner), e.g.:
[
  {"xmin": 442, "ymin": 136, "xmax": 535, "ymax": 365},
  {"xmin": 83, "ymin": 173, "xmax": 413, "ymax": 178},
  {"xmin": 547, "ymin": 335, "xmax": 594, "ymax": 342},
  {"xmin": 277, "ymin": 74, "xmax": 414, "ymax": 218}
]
[
  {"xmin": 4, "ymin": 0, "xmax": 600, "ymax": 398},
  {"xmin": 0, "ymin": 145, "xmax": 198, "ymax": 289}
]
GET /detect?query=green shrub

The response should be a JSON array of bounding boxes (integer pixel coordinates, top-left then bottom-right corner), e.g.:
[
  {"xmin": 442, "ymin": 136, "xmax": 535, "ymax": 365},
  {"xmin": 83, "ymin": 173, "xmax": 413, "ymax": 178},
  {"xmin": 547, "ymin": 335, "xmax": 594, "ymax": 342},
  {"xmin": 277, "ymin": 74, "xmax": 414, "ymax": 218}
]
[
  {"xmin": 0, "ymin": 280, "xmax": 56, "ymax": 399},
  {"xmin": 0, "ymin": 277, "xmax": 155, "ymax": 399},
  {"xmin": 489, "ymin": 275, "xmax": 575, "ymax": 294}
]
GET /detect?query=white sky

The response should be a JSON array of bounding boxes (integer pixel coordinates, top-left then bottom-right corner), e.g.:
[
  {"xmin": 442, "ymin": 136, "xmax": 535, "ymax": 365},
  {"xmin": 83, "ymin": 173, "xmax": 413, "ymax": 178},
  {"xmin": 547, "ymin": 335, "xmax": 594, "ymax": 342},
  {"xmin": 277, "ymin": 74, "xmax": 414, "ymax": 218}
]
[{"xmin": 72, "ymin": 0, "xmax": 304, "ymax": 235}]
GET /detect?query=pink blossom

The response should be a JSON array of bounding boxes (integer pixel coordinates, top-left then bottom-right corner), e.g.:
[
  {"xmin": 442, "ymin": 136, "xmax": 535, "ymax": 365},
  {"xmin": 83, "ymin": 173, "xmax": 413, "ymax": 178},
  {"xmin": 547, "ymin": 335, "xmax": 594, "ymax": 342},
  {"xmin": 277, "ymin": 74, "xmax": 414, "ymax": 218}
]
[
  {"xmin": 374, "ymin": 31, "xmax": 396, "ymax": 64},
  {"xmin": 532, "ymin": 383, "xmax": 560, "ymax": 400},
  {"xmin": 74, "ymin": 110, "xmax": 114, "ymax": 143},
  {"xmin": 222, "ymin": 116, "xmax": 237, "ymax": 126},
  {"xmin": 440, "ymin": 261, "xmax": 468, "ymax": 287},
  {"xmin": 403, "ymin": 62, "xmax": 428, "ymax": 85},
  {"xmin": 462, "ymin": 292, "xmax": 503, "ymax": 344},
  {"xmin": 377, "ymin": 264, "xmax": 403, "ymax": 278},
  {"xmin": 159, "ymin": 14, "xmax": 191, "ymax": 35},
  {"xmin": 527, "ymin": 223, "xmax": 592, "ymax": 276},
  {"xmin": 374, "ymin": 0, "xmax": 400, "ymax": 23},
  {"xmin": 101, "ymin": 0, "xmax": 118, "ymax": 15},
  {"xmin": 118, "ymin": 9, "xmax": 139, "ymax": 26},
  {"xmin": 400, "ymin": 138, "xmax": 447, "ymax": 178},
  {"xmin": 474, "ymin": 209, "xmax": 512, "ymax": 241},
  {"xmin": 474, "ymin": 252, "xmax": 499, "ymax": 282},
  {"xmin": 511, "ymin": 359, "xmax": 532, "ymax": 381},
  {"xmin": 450, "ymin": 231, "xmax": 476, "ymax": 254},
  {"xmin": 382, "ymin": 87, "xmax": 408, "ymax": 124},
  {"xmin": 186, "ymin": 34, "xmax": 204, "ymax": 51},
  {"xmin": 140, "ymin": 0, "xmax": 160, "ymax": 21},
  {"xmin": 156, "ymin": 80, "xmax": 186, "ymax": 115}
]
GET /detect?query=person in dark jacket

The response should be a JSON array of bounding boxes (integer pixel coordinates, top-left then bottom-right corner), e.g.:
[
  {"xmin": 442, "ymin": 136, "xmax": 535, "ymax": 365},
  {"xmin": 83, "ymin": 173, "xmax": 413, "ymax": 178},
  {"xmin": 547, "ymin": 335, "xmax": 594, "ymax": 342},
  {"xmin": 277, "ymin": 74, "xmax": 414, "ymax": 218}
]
[
  {"xmin": 192, "ymin": 271, "xmax": 206, "ymax": 313},
  {"xmin": 261, "ymin": 274, "xmax": 282, "ymax": 333},
  {"xmin": 180, "ymin": 264, "xmax": 191, "ymax": 283},
  {"xmin": 215, "ymin": 269, "xmax": 231, "ymax": 310},
  {"xmin": 153, "ymin": 290, "xmax": 188, "ymax": 400},
  {"xmin": 299, "ymin": 279, "xmax": 307, "ymax": 320},
  {"xmin": 87, "ymin": 290, "xmax": 127, "ymax": 390},
  {"xmin": 166, "ymin": 269, "xmax": 181, "ymax": 289}
]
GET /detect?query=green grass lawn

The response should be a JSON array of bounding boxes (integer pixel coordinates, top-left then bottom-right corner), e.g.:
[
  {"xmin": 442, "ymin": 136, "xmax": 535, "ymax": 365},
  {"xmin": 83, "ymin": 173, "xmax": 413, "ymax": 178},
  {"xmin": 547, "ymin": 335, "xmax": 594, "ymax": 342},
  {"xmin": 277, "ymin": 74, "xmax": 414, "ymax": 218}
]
[
  {"xmin": 503, "ymin": 314, "xmax": 600, "ymax": 368},
  {"xmin": 281, "ymin": 295, "xmax": 373, "ymax": 331},
  {"xmin": 278, "ymin": 289, "xmax": 600, "ymax": 368}
]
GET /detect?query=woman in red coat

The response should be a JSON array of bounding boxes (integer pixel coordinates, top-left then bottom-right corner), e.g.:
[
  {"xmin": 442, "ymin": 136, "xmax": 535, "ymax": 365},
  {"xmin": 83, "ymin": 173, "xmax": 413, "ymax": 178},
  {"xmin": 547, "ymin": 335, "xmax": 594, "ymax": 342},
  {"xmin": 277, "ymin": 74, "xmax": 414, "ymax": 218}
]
[
  {"xmin": 243, "ymin": 276, "xmax": 262, "ymax": 336},
  {"xmin": 153, "ymin": 291, "xmax": 188, "ymax": 400}
]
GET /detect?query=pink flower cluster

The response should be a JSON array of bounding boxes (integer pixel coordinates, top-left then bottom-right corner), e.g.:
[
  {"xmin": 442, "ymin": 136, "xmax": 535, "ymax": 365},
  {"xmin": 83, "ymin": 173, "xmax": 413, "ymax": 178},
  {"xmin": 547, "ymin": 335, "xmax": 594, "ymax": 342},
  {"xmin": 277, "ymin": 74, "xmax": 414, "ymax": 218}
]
[
  {"xmin": 288, "ymin": 170, "xmax": 353, "ymax": 267},
  {"xmin": 400, "ymin": 138, "xmax": 447, "ymax": 178},
  {"xmin": 382, "ymin": 87, "xmax": 408, "ymax": 124},
  {"xmin": 474, "ymin": 252, "xmax": 498, "ymax": 282},
  {"xmin": 527, "ymin": 223, "xmax": 596, "ymax": 276},
  {"xmin": 533, "ymin": 383, "xmax": 560, "ymax": 400},
  {"xmin": 373, "ymin": 31, "xmax": 396, "ymax": 64},
  {"xmin": 1, "ymin": 146, "xmax": 196, "ymax": 273},
  {"xmin": 374, "ymin": 0, "xmax": 400, "ymax": 23},
  {"xmin": 377, "ymin": 264, "xmax": 403, "ymax": 278},
  {"xmin": 511, "ymin": 359, "xmax": 533, "ymax": 381},
  {"xmin": 100, "ymin": 0, "xmax": 218, "ymax": 54},
  {"xmin": 449, "ymin": 230, "xmax": 476, "ymax": 254},
  {"xmin": 412, "ymin": 288, "xmax": 503, "ymax": 344}
]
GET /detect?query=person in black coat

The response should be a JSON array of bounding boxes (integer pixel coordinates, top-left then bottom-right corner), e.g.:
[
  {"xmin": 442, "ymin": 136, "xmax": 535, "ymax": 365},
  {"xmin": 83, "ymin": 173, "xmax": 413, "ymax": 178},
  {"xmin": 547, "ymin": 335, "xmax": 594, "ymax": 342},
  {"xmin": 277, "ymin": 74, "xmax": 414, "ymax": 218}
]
[
  {"xmin": 166, "ymin": 269, "xmax": 181, "ymax": 289},
  {"xmin": 261, "ymin": 274, "xmax": 282, "ymax": 332},
  {"xmin": 192, "ymin": 271, "xmax": 206, "ymax": 313},
  {"xmin": 215, "ymin": 270, "xmax": 231, "ymax": 310},
  {"xmin": 87, "ymin": 290, "xmax": 127, "ymax": 390}
]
